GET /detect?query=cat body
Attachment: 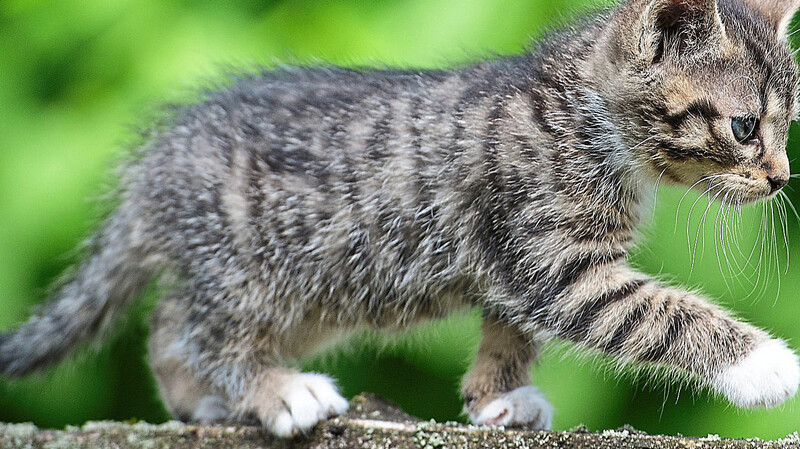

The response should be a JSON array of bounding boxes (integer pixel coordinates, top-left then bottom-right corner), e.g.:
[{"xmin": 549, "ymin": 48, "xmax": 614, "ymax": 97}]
[{"xmin": 2, "ymin": 0, "xmax": 800, "ymax": 436}]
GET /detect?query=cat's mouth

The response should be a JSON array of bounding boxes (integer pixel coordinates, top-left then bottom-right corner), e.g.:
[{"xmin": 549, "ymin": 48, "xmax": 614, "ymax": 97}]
[{"xmin": 704, "ymin": 174, "xmax": 777, "ymax": 205}]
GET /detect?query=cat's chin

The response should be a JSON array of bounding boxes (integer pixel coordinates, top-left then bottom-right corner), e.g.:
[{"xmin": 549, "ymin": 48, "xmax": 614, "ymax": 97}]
[
  {"xmin": 717, "ymin": 194, "xmax": 766, "ymax": 206},
  {"xmin": 702, "ymin": 183, "xmax": 773, "ymax": 206}
]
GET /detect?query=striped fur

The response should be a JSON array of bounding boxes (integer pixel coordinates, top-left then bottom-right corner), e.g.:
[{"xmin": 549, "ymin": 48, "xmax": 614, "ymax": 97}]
[{"xmin": 2, "ymin": 0, "xmax": 800, "ymax": 435}]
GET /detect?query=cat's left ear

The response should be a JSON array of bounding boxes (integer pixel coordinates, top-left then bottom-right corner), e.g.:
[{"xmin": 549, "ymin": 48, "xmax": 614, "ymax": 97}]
[
  {"xmin": 603, "ymin": 0, "xmax": 729, "ymax": 65},
  {"xmin": 740, "ymin": 0, "xmax": 800, "ymax": 36},
  {"xmin": 635, "ymin": 0, "xmax": 728, "ymax": 63}
]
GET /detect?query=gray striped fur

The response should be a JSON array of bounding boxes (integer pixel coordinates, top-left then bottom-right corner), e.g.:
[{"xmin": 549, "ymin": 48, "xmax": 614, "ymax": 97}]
[{"xmin": 2, "ymin": 0, "xmax": 799, "ymax": 435}]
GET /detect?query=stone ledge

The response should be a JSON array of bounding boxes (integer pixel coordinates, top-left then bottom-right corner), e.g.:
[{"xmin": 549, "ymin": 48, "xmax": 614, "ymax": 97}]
[{"xmin": 0, "ymin": 394, "xmax": 797, "ymax": 448}]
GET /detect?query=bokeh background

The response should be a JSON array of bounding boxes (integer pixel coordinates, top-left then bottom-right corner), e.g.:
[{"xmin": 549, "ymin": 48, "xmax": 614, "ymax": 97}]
[{"xmin": 1, "ymin": 0, "xmax": 799, "ymax": 439}]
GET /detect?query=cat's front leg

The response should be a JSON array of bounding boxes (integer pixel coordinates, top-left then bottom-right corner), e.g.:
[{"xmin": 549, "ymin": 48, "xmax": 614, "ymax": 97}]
[
  {"xmin": 546, "ymin": 264, "xmax": 800, "ymax": 408},
  {"xmin": 461, "ymin": 316, "xmax": 552, "ymax": 429}
]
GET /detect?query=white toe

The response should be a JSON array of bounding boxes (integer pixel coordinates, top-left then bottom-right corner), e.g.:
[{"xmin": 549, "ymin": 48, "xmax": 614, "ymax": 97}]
[
  {"xmin": 301, "ymin": 373, "xmax": 350, "ymax": 415},
  {"xmin": 270, "ymin": 410, "xmax": 296, "ymax": 438},
  {"xmin": 470, "ymin": 386, "xmax": 553, "ymax": 430},
  {"xmin": 472, "ymin": 396, "xmax": 514, "ymax": 426},
  {"xmin": 712, "ymin": 339, "xmax": 800, "ymax": 408},
  {"xmin": 285, "ymin": 381, "xmax": 324, "ymax": 430},
  {"xmin": 274, "ymin": 372, "xmax": 349, "ymax": 436}
]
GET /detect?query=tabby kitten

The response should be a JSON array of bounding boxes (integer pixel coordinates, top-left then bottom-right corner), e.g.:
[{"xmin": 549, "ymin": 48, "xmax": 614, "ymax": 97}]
[{"xmin": 2, "ymin": 0, "xmax": 799, "ymax": 436}]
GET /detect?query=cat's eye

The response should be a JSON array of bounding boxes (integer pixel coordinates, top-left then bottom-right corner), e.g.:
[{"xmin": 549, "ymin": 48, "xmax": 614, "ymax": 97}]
[{"xmin": 731, "ymin": 117, "xmax": 758, "ymax": 143}]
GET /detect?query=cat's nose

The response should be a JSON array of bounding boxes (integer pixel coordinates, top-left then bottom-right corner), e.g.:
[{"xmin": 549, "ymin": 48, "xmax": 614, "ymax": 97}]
[
  {"xmin": 767, "ymin": 174, "xmax": 788, "ymax": 193},
  {"xmin": 762, "ymin": 153, "xmax": 790, "ymax": 193}
]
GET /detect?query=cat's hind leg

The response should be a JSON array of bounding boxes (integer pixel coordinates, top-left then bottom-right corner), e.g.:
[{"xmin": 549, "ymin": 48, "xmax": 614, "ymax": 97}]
[
  {"xmin": 151, "ymin": 296, "xmax": 350, "ymax": 435},
  {"xmin": 149, "ymin": 293, "xmax": 231, "ymax": 424},
  {"xmin": 236, "ymin": 368, "xmax": 349, "ymax": 437},
  {"xmin": 229, "ymin": 316, "xmax": 351, "ymax": 437},
  {"xmin": 461, "ymin": 316, "xmax": 553, "ymax": 430},
  {"xmin": 161, "ymin": 294, "xmax": 351, "ymax": 436}
]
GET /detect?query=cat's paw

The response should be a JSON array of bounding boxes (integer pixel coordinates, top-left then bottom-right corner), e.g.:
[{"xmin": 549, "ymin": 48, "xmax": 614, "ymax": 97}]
[
  {"xmin": 712, "ymin": 339, "xmax": 800, "ymax": 408},
  {"xmin": 469, "ymin": 386, "xmax": 553, "ymax": 430},
  {"xmin": 268, "ymin": 373, "xmax": 350, "ymax": 437}
]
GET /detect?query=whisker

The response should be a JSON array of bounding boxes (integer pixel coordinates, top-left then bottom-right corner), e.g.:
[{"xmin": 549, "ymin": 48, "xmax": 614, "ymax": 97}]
[
  {"xmin": 687, "ymin": 183, "xmax": 719, "ymax": 272},
  {"xmin": 737, "ymin": 198, "xmax": 764, "ymax": 284},
  {"xmin": 747, "ymin": 200, "xmax": 769, "ymax": 302},
  {"xmin": 713, "ymin": 191, "xmax": 732, "ymax": 293},
  {"xmin": 729, "ymin": 190, "xmax": 752, "ymax": 279},
  {"xmin": 652, "ymin": 167, "xmax": 668, "ymax": 218},
  {"xmin": 629, "ymin": 135, "xmax": 658, "ymax": 152},
  {"xmin": 769, "ymin": 200, "xmax": 781, "ymax": 304},
  {"xmin": 720, "ymin": 191, "xmax": 748, "ymax": 289},
  {"xmin": 777, "ymin": 194, "xmax": 790, "ymax": 275},
  {"xmin": 780, "ymin": 190, "xmax": 800, "ymax": 224},
  {"xmin": 675, "ymin": 175, "xmax": 726, "ymax": 233}
]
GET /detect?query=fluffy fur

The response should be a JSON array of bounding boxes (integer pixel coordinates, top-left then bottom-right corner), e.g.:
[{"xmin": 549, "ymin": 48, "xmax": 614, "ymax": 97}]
[{"xmin": 1, "ymin": 0, "xmax": 800, "ymax": 436}]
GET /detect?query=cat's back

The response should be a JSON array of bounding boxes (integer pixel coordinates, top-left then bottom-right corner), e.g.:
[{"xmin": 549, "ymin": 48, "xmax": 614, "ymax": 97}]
[
  {"xmin": 140, "ymin": 66, "xmax": 455, "ymax": 185},
  {"xmin": 129, "ymin": 66, "xmax": 466, "ymax": 268}
]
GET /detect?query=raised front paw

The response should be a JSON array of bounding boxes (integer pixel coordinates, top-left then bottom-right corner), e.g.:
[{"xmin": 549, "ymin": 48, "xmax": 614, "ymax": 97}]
[
  {"xmin": 468, "ymin": 386, "xmax": 553, "ymax": 430},
  {"xmin": 712, "ymin": 338, "xmax": 800, "ymax": 408}
]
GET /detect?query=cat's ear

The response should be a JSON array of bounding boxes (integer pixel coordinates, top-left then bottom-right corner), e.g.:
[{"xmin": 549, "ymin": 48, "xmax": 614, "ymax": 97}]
[
  {"xmin": 605, "ymin": 0, "xmax": 724, "ymax": 66},
  {"xmin": 739, "ymin": 0, "xmax": 800, "ymax": 36},
  {"xmin": 634, "ymin": 0, "xmax": 727, "ymax": 64}
]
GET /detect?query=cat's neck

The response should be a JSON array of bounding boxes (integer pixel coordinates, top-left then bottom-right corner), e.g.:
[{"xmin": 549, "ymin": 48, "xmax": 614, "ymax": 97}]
[{"xmin": 519, "ymin": 43, "xmax": 652, "ymax": 232}]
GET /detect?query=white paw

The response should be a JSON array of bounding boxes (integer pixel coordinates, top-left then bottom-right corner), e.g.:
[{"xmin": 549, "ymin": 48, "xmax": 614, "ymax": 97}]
[
  {"xmin": 712, "ymin": 339, "xmax": 800, "ymax": 408},
  {"xmin": 192, "ymin": 395, "xmax": 230, "ymax": 424},
  {"xmin": 469, "ymin": 386, "xmax": 553, "ymax": 430},
  {"xmin": 270, "ymin": 373, "xmax": 349, "ymax": 437}
]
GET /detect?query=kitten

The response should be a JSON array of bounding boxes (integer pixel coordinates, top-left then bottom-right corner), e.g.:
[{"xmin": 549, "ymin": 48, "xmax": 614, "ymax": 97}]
[{"xmin": 2, "ymin": 0, "xmax": 800, "ymax": 437}]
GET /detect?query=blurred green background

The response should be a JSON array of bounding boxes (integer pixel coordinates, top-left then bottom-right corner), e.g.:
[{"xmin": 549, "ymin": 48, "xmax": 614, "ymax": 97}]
[{"xmin": 0, "ymin": 0, "xmax": 799, "ymax": 440}]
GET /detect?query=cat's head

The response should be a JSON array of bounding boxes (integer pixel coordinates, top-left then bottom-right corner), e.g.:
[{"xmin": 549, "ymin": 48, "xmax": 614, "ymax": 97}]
[{"xmin": 599, "ymin": 0, "xmax": 800, "ymax": 203}]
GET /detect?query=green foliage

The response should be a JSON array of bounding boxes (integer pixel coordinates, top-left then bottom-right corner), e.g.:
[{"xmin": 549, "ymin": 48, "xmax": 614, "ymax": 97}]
[{"xmin": 0, "ymin": 0, "xmax": 798, "ymax": 439}]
